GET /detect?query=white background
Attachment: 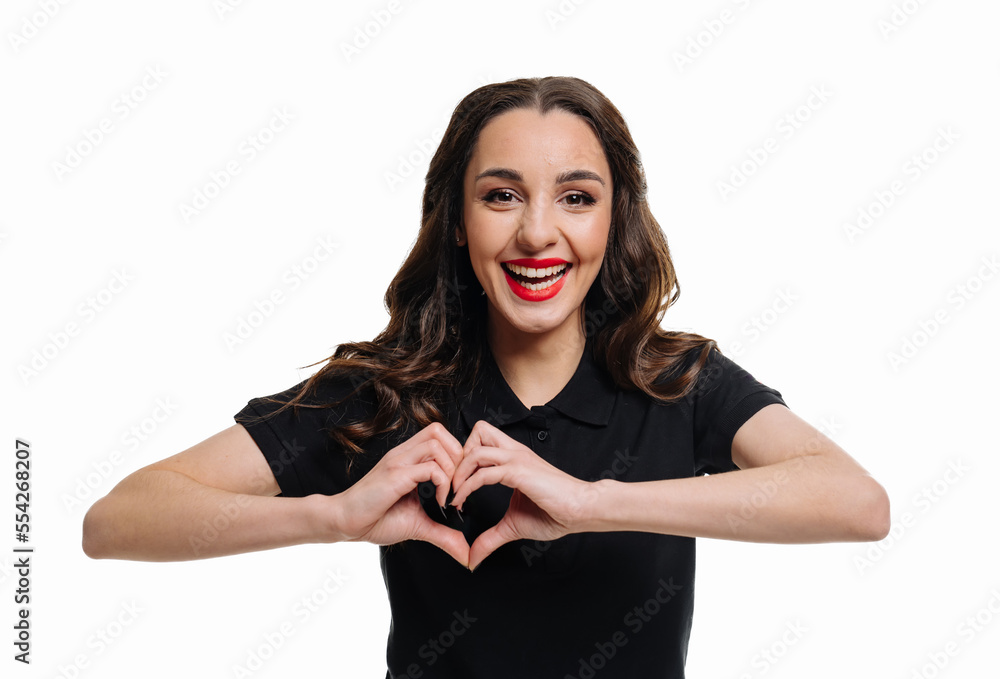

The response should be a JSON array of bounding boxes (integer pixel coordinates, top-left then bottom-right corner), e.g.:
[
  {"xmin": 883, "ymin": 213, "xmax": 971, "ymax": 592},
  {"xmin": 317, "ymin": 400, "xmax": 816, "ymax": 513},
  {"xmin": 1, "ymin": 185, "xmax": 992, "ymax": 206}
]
[{"xmin": 2, "ymin": 0, "xmax": 998, "ymax": 677}]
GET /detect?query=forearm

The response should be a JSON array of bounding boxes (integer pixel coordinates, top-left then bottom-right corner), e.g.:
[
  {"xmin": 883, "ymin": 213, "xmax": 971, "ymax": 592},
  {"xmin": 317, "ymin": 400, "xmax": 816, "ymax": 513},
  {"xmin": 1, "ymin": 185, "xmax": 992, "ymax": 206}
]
[
  {"xmin": 580, "ymin": 455, "xmax": 889, "ymax": 543},
  {"xmin": 82, "ymin": 469, "xmax": 336, "ymax": 561}
]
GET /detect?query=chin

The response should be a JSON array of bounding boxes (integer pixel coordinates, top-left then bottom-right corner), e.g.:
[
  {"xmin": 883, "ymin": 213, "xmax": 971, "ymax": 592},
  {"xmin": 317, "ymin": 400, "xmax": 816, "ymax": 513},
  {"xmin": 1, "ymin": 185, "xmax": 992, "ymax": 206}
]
[{"xmin": 491, "ymin": 301, "xmax": 581, "ymax": 337}]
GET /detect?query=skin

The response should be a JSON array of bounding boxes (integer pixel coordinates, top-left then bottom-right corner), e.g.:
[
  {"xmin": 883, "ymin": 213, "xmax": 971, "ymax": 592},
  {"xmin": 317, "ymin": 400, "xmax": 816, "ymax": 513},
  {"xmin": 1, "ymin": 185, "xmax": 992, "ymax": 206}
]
[
  {"xmin": 445, "ymin": 108, "xmax": 890, "ymax": 570},
  {"xmin": 82, "ymin": 107, "xmax": 890, "ymax": 574},
  {"xmin": 456, "ymin": 107, "xmax": 613, "ymax": 407}
]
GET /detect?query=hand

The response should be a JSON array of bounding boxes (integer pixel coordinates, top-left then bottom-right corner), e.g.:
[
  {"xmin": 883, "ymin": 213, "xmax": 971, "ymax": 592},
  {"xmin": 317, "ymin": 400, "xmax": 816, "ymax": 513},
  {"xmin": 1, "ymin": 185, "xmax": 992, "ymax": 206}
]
[
  {"xmin": 450, "ymin": 420, "xmax": 595, "ymax": 571},
  {"xmin": 333, "ymin": 422, "xmax": 470, "ymax": 568}
]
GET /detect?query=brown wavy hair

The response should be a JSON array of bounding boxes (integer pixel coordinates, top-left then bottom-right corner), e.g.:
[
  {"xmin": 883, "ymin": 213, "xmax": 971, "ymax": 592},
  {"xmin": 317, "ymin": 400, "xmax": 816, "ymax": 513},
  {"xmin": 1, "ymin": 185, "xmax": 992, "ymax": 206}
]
[{"xmin": 265, "ymin": 76, "xmax": 716, "ymax": 453}]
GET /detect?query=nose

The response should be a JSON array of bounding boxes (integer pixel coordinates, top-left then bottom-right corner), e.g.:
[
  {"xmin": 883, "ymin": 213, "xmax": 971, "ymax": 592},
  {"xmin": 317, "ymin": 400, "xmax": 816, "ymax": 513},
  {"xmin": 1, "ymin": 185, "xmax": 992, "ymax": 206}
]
[{"xmin": 516, "ymin": 200, "xmax": 560, "ymax": 251}]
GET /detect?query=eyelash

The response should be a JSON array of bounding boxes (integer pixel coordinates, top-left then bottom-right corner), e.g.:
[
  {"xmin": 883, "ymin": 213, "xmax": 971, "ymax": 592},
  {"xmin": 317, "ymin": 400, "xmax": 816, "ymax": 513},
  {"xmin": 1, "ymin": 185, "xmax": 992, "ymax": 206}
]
[{"xmin": 482, "ymin": 189, "xmax": 596, "ymax": 207}]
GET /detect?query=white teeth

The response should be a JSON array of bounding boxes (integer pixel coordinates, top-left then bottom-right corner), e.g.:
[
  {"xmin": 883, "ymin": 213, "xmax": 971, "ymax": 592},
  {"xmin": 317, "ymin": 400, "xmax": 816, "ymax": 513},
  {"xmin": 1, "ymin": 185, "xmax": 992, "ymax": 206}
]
[
  {"xmin": 505, "ymin": 263, "xmax": 567, "ymax": 278},
  {"xmin": 504, "ymin": 263, "xmax": 569, "ymax": 291}
]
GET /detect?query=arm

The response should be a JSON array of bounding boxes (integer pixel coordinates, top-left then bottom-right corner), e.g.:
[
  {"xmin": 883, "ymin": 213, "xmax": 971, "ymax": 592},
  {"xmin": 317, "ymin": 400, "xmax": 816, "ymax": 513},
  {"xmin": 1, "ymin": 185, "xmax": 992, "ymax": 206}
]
[
  {"xmin": 451, "ymin": 406, "xmax": 891, "ymax": 570},
  {"xmin": 580, "ymin": 403, "xmax": 891, "ymax": 543},
  {"xmin": 82, "ymin": 422, "xmax": 472, "ymax": 566},
  {"xmin": 82, "ymin": 424, "xmax": 334, "ymax": 561}
]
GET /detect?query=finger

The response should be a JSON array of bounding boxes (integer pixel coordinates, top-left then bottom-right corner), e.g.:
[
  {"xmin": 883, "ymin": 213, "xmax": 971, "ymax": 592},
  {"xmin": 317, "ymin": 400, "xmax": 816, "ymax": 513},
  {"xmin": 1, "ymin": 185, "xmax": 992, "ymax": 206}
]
[
  {"xmin": 468, "ymin": 517, "xmax": 518, "ymax": 572},
  {"xmin": 451, "ymin": 463, "xmax": 510, "ymax": 511},
  {"xmin": 461, "ymin": 420, "xmax": 493, "ymax": 456},
  {"xmin": 426, "ymin": 422, "xmax": 465, "ymax": 468},
  {"xmin": 415, "ymin": 427, "xmax": 467, "ymax": 481},
  {"xmin": 454, "ymin": 440, "xmax": 513, "ymax": 478},
  {"xmin": 417, "ymin": 440, "xmax": 460, "ymax": 506},
  {"xmin": 412, "ymin": 513, "xmax": 471, "ymax": 569},
  {"xmin": 413, "ymin": 421, "xmax": 464, "ymax": 469},
  {"xmin": 463, "ymin": 419, "xmax": 514, "ymax": 453},
  {"xmin": 452, "ymin": 441, "xmax": 520, "ymax": 501},
  {"xmin": 387, "ymin": 440, "xmax": 459, "ymax": 507},
  {"xmin": 404, "ymin": 460, "xmax": 455, "ymax": 509},
  {"xmin": 389, "ymin": 422, "xmax": 463, "ymax": 468}
]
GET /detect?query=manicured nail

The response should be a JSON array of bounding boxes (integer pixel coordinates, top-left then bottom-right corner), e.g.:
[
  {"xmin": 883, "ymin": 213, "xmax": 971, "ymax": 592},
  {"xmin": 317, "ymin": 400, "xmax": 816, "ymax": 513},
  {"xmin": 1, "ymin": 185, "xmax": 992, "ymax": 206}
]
[{"xmin": 439, "ymin": 505, "xmax": 447, "ymax": 519}]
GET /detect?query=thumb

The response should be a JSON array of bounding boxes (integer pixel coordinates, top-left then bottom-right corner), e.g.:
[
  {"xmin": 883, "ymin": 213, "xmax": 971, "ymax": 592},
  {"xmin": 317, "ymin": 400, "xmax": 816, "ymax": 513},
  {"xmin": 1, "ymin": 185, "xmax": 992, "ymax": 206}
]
[
  {"xmin": 412, "ymin": 513, "xmax": 471, "ymax": 569},
  {"xmin": 468, "ymin": 517, "xmax": 518, "ymax": 572}
]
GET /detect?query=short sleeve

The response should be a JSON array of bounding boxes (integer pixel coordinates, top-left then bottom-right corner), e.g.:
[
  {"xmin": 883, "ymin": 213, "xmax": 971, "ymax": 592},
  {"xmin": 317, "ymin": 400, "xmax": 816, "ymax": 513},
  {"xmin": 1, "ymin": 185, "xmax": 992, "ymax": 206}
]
[
  {"xmin": 234, "ymin": 375, "xmax": 370, "ymax": 497},
  {"xmin": 690, "ymin": 348, "xmax": 786, "ymax": 475}
]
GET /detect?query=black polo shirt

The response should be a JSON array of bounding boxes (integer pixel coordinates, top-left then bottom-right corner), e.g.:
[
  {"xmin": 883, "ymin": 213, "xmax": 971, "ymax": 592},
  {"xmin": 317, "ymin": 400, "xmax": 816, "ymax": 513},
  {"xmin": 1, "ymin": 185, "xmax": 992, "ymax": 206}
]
[{"xmin": 234, "ymin": 341, "xmax": 786, "ymax": 678}]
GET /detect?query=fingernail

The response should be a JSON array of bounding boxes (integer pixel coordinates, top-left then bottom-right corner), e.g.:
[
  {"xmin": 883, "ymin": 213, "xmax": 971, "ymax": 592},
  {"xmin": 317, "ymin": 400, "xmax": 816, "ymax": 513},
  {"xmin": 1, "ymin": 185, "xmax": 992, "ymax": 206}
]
[
  {"xmin": 456, "ymin": 507, "xmax": 464, "ymax": 522},
  {"xmin": 439, "ymin": 505, "xmax": 447, "ymax": 519}
]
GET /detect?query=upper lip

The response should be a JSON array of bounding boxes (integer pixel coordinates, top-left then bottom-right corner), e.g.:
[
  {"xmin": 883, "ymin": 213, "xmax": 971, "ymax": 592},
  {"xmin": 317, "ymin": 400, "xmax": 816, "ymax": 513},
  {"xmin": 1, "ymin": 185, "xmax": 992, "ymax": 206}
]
[{"xmin": 503, "ymin": 258, "xmax": 570, "ymax": 267}]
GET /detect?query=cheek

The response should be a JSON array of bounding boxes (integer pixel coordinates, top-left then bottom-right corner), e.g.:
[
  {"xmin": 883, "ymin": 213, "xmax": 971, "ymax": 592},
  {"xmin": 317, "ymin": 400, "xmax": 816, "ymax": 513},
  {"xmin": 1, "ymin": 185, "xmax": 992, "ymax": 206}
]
[
  {"xmin": 465, "ymin": 236, "xmax": 502, "ymax": 286},
  {"xmin": 581, "ymin": 216, "xmax": 612, "ymax": 261},
  {"xmin": 465, "ymin": 215, "xmax": 509, "ymax": 263}
]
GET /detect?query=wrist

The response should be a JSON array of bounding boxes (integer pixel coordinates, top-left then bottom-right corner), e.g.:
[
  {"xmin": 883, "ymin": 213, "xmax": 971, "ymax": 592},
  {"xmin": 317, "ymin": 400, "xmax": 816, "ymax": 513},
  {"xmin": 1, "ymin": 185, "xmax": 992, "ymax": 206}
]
[
  {"xmin": 575, "ymin": 478, "xmax": 620, "ymax": 533},
  {"xmin": 304, "ymin": 493, "xmax": 349, "ymax": 544}
]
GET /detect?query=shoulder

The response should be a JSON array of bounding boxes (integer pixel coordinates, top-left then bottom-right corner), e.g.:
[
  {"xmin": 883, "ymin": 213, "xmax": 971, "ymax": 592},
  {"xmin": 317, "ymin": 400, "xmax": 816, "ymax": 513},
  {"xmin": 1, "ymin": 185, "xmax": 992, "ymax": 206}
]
[
  {"xmin": 680, "ymin": 347, "xmax": 786, "ymax": 473},
  {"xmin": 688, "ymin": 346, "xmax": 784, "ymax": 406},
  {"xmin": 233, "ymin": 367, "xmax": 384, "ymax": 497},
  {"xmin": 690, "ymin": 347, "xmax": 757, "ymax": 397},
  {"xmin": 236, "ymin": 367, "xmax": 379, "ymax": 429},
  {"xmin": 692, "ymin": 348, "xmax": 786, "ymax": 433},
  {"xmin": 645, "ymin": 342, "xmax": 786, "ymax": 426}
]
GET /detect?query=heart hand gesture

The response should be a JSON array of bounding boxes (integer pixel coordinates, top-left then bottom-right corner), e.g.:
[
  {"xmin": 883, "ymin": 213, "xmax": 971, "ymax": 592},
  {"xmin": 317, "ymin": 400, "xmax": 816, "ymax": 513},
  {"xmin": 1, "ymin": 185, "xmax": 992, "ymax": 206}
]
[
  {"xmin": 332, "ymin": 422, "xmax": 471, "ymax": 568},
  {"xmin": 451, "ymin": 420, "xmax": 596, "ymax": 571}
]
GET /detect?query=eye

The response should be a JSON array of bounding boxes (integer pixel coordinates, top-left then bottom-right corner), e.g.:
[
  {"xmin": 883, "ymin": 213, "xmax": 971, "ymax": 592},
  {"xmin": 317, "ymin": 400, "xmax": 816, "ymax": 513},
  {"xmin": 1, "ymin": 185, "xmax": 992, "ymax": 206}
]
[
  {"xmin": 563, "ymin": 192, "xmax": 596, "ymax": 207},
  {"xmin": 483, "ymin": 189, "xmax": 517, "ymax": 204}
]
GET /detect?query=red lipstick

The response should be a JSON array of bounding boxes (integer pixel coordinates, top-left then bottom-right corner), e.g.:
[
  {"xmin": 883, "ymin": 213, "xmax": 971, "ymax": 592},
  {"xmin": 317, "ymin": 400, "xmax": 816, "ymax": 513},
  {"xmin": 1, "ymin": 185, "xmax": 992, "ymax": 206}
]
[
  {"xmin": 501, "ymin": 258, "xmax": 571, "ymax": 302},
  {"xmin": 504, "ymin": 258, "xmax": 569, "ymax": 268}
]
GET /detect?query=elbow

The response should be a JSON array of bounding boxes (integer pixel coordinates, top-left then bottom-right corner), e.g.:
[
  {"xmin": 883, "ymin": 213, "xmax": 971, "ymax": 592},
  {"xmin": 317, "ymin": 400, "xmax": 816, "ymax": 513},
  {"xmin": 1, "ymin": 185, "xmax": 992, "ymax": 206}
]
[{"xmin": 851, "ymin": 476, "xmax": 891, "ymax": 542}]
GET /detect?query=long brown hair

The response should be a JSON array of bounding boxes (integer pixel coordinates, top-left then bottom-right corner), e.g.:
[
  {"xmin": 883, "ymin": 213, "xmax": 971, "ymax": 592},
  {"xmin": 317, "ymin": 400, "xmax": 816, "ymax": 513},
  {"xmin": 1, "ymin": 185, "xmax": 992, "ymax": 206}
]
[{"xmin": 265, "ymin": 76, "xmax": 716, "ymax": 453}]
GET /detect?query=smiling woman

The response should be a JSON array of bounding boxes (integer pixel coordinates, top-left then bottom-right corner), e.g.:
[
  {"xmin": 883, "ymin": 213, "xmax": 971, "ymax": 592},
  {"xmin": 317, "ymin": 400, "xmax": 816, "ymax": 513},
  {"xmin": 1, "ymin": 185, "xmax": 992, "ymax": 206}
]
[
  {"xmin": 82, "ymin": 76, "xmax": 889, "ymax": 679},
  {"xmin": 460, "ymin": 108, "xmax": 612, "ymax": 362}
]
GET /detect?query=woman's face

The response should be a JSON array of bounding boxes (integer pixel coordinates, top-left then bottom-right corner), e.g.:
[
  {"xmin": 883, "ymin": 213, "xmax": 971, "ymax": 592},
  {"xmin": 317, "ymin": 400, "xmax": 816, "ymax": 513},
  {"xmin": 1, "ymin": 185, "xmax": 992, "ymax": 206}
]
[{"xmin": 459, "ymin": 108, "xmax": 613, "ymax": 346}]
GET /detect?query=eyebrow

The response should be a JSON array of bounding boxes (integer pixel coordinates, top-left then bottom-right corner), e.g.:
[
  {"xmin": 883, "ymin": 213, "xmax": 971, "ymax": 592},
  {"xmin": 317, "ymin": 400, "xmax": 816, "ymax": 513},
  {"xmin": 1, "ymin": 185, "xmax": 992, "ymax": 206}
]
[{"xmin": 474, "ymin": 167, "xmax": 606, "ymax": 186}]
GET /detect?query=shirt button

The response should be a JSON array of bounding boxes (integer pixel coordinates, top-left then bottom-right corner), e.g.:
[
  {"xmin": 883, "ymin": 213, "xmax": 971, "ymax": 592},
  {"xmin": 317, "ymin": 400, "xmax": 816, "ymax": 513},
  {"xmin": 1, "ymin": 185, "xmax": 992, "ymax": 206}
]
[{"xmin": 537, "ymin": 430, "xmax": 548, "ymax": 441}]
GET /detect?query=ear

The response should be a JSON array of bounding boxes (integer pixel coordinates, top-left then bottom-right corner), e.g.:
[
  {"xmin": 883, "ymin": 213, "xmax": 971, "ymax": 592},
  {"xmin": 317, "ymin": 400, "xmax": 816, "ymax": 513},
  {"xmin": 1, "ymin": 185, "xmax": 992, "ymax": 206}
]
[{"xmin": 455, "ymin": 226, "xmax": 466, "ymax": 247}]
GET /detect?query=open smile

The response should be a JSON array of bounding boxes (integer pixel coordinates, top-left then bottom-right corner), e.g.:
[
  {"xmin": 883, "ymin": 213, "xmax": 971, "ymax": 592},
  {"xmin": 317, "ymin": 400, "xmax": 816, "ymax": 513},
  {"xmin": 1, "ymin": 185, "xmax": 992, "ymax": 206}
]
[{"xmin": 501, "ymin": 258, "xmax": 572, "ymax": 301}]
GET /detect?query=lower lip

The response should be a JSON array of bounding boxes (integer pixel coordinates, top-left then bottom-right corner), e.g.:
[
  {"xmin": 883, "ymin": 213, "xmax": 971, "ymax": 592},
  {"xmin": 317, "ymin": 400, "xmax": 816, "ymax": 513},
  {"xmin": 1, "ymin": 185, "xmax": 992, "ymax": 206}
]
[{"xmin": 502, "ymin": 266, "xmax": 570, "ymax": 302}]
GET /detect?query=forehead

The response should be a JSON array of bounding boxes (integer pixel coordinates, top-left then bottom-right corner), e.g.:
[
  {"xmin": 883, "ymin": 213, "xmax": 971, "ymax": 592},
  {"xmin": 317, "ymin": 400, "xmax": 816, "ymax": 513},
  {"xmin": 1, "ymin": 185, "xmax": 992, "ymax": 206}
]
[{"xmin": 466, "ymin": 108, "xmax": 610, "ymax": 178}]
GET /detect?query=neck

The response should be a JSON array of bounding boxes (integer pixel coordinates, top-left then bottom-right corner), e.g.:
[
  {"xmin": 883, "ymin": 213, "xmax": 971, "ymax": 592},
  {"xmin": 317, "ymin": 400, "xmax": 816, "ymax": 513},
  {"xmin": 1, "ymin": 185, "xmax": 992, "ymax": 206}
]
[{"xmin": 486, "ymin": 309, "xmax": 586, "ymax": 408}]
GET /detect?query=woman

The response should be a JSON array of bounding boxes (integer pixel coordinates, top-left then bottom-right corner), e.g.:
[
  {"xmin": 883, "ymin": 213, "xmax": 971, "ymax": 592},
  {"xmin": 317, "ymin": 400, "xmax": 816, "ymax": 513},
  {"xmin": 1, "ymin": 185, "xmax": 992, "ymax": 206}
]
[{"xmin": 83, "ymin": 76, "xmax": 890, "ymax": 677}]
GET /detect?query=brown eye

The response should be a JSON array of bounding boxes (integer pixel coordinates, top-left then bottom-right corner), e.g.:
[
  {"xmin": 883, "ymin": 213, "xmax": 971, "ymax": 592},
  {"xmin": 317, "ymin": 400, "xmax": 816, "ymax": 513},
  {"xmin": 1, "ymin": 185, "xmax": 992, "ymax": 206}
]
[
  {"xmin": 564, "ymin": 192, "xmax": 596, "ymax": 206},
  {"xmin": 485, "ymin": 190, "xmax": 515, "ymax": 203}
]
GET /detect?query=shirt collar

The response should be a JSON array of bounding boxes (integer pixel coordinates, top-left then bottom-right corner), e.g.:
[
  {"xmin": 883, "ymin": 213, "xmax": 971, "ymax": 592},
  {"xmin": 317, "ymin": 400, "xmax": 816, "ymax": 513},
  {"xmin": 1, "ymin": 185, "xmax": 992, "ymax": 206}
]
[{"xmin": 458, "ymin": 338, "xmax": 617, "ymax": 430}]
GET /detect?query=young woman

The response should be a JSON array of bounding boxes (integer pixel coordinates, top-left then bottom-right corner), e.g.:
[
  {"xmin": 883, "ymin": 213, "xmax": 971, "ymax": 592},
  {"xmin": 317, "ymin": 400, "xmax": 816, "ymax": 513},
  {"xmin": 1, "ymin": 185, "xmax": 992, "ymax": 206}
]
[{"xmin": 83, "ymin": 76, "xmax": 890, "ymax": 677}]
